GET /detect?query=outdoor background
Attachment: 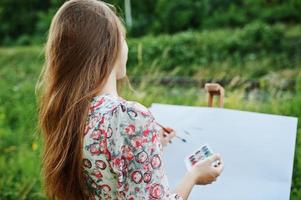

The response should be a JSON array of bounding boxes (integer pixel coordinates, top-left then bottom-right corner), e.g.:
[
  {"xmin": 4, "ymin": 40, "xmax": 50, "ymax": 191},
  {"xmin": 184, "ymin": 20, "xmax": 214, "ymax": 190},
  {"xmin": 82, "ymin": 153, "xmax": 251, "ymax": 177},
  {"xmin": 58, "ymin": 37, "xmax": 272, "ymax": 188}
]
[{"xmin": 0, "ymin": 0, "xmax": 300, "ymax": 199}]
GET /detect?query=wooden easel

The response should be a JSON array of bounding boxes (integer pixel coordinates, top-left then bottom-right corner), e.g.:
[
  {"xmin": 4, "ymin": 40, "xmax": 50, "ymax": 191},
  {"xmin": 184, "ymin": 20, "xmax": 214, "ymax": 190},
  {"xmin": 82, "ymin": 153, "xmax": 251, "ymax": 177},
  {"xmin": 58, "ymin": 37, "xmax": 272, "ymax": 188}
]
[{"xmin": 204, "ymin": 83, "xmax": 225, "ymax": 108}]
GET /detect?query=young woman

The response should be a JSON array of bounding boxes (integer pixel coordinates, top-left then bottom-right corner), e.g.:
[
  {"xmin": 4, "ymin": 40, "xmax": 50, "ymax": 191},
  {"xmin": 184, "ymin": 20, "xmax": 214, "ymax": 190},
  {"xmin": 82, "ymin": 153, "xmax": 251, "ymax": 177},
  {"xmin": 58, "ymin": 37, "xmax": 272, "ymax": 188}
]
[{"xmin": 36, "ymin": 0, "xmax": 224, "ymax": 199}]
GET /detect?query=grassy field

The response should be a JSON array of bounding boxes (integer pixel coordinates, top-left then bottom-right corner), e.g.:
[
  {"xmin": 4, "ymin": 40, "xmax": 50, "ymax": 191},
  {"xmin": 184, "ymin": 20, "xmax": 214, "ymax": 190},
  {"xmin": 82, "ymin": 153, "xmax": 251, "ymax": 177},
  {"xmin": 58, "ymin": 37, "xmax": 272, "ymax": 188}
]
[{"xmin": 0, "ymin": 27, "xmax": 300, "ymax": 199}]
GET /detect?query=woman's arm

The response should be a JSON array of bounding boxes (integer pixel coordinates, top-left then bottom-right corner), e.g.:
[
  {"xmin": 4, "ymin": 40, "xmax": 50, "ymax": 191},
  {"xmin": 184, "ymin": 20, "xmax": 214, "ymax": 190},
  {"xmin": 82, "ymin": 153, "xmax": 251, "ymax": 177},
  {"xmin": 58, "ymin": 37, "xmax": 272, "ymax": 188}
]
[{"xmin": 173, "ymin": 171, "xmax": 196, "ymax": 200}]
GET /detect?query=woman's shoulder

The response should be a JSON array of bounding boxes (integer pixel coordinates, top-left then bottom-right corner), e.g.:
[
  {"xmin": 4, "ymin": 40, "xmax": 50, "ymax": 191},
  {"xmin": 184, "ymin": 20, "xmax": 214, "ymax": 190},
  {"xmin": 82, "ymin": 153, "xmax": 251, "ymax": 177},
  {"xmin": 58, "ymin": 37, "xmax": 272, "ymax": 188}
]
[
  {"xmin": 122, "ymin": 99, "xmax": 153, "ymax": 118},
  {"xmin": 89, "ymin": 93, "xmax": 154, "ymax": 121},
  {"xmin": 87, "ymin": 93, "xmax": 160, "ymax": 144}
]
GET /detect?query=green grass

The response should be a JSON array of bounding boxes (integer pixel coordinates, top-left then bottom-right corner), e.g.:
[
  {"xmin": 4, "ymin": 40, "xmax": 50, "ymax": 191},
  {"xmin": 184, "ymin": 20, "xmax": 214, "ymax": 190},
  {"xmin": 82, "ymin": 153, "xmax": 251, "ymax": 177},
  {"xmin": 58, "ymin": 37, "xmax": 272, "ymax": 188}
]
[{"xmin": 0, "ymin": 31, "xmax": 300, "ymax": 199}]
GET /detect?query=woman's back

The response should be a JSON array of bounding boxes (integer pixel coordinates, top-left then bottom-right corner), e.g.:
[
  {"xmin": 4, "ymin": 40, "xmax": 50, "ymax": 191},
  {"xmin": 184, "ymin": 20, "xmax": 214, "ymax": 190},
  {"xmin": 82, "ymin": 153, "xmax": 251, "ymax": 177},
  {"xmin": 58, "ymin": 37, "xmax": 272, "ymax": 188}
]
[{"xmin": 83, "ymin": 93, "xmax": 183, "ymax": 199}]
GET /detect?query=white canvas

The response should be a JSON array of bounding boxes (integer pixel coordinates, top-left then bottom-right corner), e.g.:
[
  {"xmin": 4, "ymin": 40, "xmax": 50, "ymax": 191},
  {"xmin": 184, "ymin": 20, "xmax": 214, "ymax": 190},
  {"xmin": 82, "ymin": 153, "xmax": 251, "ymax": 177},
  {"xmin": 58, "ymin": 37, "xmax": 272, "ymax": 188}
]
[{"xmin": 149, "ymin": 103, "xmax": 298, "ymax": 200}]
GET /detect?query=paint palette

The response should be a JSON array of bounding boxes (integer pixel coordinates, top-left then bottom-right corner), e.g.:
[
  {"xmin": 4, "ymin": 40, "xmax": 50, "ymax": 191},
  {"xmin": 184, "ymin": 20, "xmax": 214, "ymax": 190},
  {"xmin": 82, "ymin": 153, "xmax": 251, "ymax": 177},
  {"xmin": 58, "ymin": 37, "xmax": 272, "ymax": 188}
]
[{"xmin": 185, "ymin": 144, "xmax": 220, "ymax": 170}]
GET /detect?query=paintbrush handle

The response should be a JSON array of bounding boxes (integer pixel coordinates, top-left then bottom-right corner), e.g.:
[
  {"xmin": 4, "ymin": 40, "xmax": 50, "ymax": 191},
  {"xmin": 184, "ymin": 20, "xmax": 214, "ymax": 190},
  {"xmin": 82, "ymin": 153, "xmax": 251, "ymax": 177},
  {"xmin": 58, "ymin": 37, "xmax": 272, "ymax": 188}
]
[{"xmin": 156, "ymin": 122, "xmax": 187, "ymax": 142}]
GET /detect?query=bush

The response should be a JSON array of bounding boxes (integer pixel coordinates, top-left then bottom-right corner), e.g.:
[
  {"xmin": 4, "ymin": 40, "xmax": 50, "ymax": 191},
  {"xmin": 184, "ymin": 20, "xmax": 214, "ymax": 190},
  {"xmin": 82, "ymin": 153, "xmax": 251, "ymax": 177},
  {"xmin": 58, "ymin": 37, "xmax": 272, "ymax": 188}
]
[
  {"xmin": 127, "ymin": 23, "xmax": 298, "ymax": 76},
  {"xmin": 1, "ymin": 0, "xmax": 301, "ymax": 44}
]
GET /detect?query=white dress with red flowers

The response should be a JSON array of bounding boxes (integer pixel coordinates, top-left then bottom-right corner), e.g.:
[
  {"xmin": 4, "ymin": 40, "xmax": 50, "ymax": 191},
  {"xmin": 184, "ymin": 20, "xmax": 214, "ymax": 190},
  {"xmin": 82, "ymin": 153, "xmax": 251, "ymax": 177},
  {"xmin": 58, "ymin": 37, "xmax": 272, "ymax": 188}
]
[{"xmin": 83, "ymin": 93, "xmax": 183, "ymax": 200}]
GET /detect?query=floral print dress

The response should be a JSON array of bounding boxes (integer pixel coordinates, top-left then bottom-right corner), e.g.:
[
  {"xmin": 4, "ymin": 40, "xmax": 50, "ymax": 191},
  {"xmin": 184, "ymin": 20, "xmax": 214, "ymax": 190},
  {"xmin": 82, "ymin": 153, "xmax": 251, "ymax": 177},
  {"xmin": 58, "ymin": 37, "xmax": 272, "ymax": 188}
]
[{"xmin": 83, "ymin": 93, "xmax": 183, "ymax": 200}]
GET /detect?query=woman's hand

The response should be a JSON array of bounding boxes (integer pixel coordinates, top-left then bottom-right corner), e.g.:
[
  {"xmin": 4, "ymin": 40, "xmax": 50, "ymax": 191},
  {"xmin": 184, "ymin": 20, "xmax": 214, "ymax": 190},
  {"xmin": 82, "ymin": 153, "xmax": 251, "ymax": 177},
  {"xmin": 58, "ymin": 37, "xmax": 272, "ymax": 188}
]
[
  {"xmin": 173, "ymin": 153, "xmax": 224, "ymax": 199},
  {"xmin": 159, "ymin": 126, "xmax": 176, "ymax": 147},
  {"xmin": 189, "ymin": 153, "xmax": 224, "ymax": 185}
]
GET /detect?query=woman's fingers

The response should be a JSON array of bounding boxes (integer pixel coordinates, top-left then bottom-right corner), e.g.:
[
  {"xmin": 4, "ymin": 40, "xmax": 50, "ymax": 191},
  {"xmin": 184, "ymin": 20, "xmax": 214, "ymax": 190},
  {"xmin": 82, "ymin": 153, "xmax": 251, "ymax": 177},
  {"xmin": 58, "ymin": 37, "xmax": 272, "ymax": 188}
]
[
  {"xmin": 167, "ymin": 130, "xmax": 176, "ymax": 138},
  {"xmin": 213, "ymin": 160, "xmax": 224, "ymax": 177},
  {"xmin": 208, "ymin": 153, "xmax": 221, "ymax": 162},
  {"xmin": 216, "ymin": 160, "xmax": 224, "ymax": 172},
  {"xmin": 207, "ymin": 153, "xmax": 224, "ymax": 177},
  {"xmin": 162, "ymin": 127, "xmax": 176, "ymax": 142},
  {"xmin": 159, "ymin": 127, "xmax": 176, "ymax": 146},
  {"xmin": 168, "ymin": 131, "xmax": 177, "ymax": 143}
]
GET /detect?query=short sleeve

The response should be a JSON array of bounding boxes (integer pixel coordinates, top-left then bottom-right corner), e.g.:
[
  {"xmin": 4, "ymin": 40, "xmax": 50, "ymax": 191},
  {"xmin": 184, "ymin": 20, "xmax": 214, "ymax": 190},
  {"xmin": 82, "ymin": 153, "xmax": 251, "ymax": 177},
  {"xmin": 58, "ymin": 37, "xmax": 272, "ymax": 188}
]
[{"xmin": 105, "ymin": 101, "xmax": 183, "ymax": 200}]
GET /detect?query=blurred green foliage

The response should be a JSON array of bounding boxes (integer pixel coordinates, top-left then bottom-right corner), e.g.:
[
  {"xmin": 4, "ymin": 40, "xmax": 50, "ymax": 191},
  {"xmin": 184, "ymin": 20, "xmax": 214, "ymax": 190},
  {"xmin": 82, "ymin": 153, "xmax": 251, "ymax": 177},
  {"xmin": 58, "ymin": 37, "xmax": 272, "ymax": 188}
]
[{"xmin": 1, "ymin": 0, "xmax": 301, "ymax": 45}]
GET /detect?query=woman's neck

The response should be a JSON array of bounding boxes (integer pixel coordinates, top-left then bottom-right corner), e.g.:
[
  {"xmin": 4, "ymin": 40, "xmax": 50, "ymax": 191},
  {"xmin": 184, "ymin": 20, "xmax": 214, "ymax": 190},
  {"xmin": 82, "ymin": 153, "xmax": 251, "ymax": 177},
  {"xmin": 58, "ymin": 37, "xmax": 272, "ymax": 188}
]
[{"xmin": 98, "ymin": 69, "xmax": 118, "ymax": 97}]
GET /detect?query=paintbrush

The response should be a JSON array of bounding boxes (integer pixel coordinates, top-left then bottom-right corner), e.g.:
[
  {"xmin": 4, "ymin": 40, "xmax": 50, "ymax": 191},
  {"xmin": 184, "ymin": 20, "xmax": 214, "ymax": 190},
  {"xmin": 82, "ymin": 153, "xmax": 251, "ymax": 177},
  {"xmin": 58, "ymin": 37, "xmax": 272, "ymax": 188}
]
[{"xmin": 156, "ymin": 123, "xmax": 187, "ymax": 143}]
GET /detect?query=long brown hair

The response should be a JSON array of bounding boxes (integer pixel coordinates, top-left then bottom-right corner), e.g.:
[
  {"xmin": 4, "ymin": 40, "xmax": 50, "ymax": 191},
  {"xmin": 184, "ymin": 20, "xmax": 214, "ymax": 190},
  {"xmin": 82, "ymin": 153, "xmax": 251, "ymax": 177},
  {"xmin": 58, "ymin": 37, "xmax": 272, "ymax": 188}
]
[{"xmin": 35, "ymin": 0, "xmax": 125, "ymax": 199}]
